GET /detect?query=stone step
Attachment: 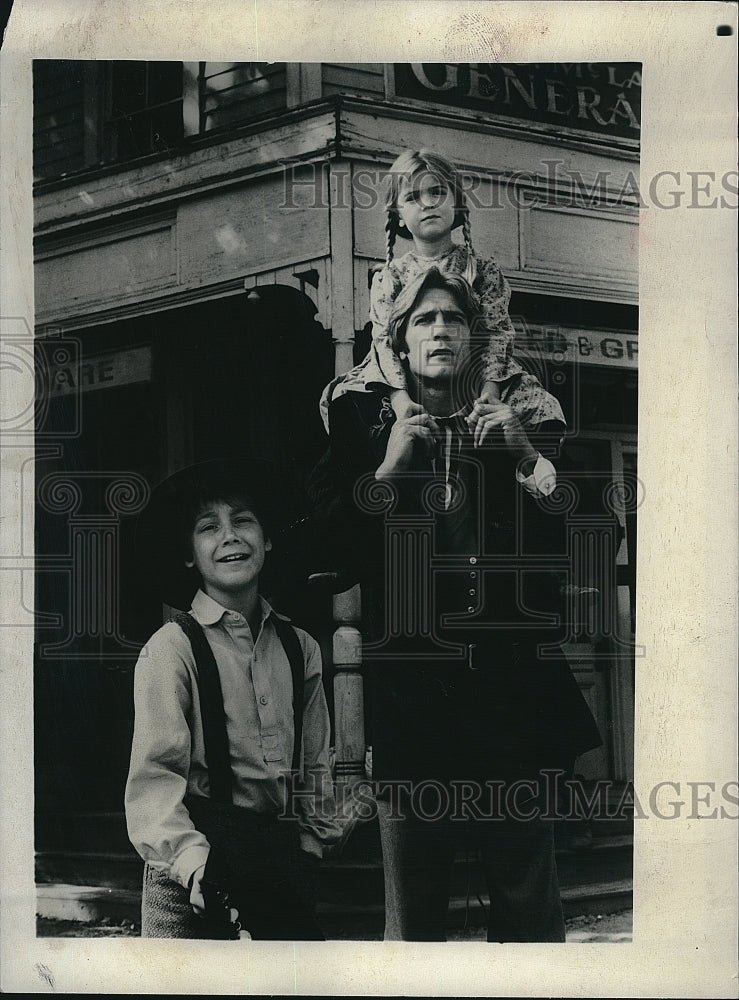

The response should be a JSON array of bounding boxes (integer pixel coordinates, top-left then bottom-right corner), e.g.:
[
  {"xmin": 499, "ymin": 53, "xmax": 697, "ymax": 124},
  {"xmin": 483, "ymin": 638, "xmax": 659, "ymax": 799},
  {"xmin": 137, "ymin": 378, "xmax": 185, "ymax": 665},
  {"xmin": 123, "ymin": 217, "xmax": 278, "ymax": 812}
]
[
  {"xmin": 36, "ymin": 829, "xmax": 632, "ymax": 891},
  {"xmin": 36, "ymin": 831, "xmax": 632, "ymax": 936}
]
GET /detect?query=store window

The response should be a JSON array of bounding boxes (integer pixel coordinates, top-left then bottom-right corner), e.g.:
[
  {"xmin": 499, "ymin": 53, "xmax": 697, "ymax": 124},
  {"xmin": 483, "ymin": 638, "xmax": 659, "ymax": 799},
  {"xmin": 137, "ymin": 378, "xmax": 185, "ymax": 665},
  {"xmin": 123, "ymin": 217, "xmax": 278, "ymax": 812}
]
[
  {"xmin": 33, "ymin": 60, "xmax": 289, "ymax": 181},
  {"xmin": 33, "ymin": 60, "xmax": 87, "ymax": 180},
  {"xmin": 106, "ymin": 61, "xmax": 185, "ymax": 161}
]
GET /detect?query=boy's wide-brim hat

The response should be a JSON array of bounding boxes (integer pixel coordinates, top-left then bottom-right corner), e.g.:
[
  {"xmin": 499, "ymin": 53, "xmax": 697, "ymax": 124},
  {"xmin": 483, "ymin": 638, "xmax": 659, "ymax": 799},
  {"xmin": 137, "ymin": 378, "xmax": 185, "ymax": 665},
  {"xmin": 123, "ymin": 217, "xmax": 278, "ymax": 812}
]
[{"xmin": 136, "ymin": 457, "xmax": 307, "ymax": 610}]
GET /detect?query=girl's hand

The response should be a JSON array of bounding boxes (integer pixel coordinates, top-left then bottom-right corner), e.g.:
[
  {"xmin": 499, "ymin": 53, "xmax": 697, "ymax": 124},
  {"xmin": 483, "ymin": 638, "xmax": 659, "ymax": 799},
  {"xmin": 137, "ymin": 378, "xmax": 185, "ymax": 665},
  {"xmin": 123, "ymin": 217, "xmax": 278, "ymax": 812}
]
[
  {"xmin": 376, "ymin": 403, "xmax": 439, "ymax": 480},
  {"xmin": 466, "ymin": 381, "xmax": 501, "ymax": 436},
  {"xmin": 478, "ymin": 380, "xmax": 502, "ymax": 404},
  {"xmin": 389, "ymin": 388, "xmax": 416, "ymax": 420},
  {"xmin": 466, "ymin": 399, "xmax": 537, "ymax": 466}
]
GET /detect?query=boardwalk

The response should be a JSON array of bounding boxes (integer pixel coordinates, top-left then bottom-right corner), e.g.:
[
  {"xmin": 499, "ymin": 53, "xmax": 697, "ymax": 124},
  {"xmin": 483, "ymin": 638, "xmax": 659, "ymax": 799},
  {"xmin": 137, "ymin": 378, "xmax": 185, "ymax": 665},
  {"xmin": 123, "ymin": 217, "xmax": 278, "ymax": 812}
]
[{"xmin": 38, "ymin": 908, "xmax": 633, "ymax": 943}]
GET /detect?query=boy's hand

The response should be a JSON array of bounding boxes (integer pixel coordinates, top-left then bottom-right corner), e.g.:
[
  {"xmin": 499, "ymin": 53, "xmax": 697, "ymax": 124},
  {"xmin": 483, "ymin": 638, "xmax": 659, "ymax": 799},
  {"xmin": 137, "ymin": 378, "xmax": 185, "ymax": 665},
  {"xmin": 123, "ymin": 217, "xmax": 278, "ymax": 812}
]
[
  {"xmin": 189, "ymin": 863, "xmax": 244, "ymax": 933},
  {"xmin": 189, "ymin": 863, "xmax": 207, "ymax": 914}
]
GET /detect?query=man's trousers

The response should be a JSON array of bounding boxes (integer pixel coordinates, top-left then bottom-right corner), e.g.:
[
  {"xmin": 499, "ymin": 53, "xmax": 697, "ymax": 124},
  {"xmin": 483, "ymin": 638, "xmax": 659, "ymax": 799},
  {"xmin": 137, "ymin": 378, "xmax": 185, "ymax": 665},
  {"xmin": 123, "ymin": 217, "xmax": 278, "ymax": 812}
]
[{"xmin": 376, "ymin": 786, "xmax": 566, "ymax": 942}]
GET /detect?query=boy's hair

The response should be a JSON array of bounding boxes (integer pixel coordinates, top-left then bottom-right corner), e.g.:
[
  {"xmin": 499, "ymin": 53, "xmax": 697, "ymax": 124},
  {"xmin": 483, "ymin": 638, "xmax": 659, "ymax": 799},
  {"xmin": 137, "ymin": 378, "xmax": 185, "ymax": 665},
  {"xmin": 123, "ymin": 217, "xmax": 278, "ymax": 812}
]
[
  {"xmin": 137, "ymin": 457, "xmax": 301, "ymax": 609},
  {"xmin": 383, "ymin": 149, "xmax": 476, "ymax": 283},
  {"xmin": 386, "ymin": 267, "xmax": 480, "ymax": 357},
  {"xmin": 178, "ymin": 486, "xmax": 271, "ymax": 562}
]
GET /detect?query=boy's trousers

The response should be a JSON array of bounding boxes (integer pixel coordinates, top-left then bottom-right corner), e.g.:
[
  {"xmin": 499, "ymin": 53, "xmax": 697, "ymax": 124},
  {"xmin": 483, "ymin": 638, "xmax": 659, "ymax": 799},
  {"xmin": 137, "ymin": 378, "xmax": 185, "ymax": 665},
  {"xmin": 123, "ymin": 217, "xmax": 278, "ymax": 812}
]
[
  {"xmin": 376, "ymin": 789, "xmax": 566, "ymax": 942},
  {"xmin": 141, "ymin": 855, "xmax": 323, "ymax": 940}
]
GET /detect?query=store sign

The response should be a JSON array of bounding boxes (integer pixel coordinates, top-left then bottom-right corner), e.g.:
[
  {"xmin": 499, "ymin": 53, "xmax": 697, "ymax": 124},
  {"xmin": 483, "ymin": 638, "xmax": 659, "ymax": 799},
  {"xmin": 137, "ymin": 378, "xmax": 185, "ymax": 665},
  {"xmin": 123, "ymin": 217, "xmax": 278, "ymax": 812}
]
[
  {"xmin": 49, "ymin": 345, "xmax": 153, "ymax": 397},
  {"xmin": 394, "ymin": 63, "xmax": 641, "ymax": 141},
  {"xmin": 518, "ymin": 326, "xmax": 638, "ymax": 369}
]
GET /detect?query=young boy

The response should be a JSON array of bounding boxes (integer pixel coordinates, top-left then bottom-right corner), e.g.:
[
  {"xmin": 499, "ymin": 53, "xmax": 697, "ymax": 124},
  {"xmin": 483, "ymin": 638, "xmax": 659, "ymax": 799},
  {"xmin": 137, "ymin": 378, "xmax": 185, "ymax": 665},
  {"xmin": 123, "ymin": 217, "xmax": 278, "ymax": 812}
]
[{"xmin": 125, "ymin": 458, "xmax": 340, "ymax": 940}]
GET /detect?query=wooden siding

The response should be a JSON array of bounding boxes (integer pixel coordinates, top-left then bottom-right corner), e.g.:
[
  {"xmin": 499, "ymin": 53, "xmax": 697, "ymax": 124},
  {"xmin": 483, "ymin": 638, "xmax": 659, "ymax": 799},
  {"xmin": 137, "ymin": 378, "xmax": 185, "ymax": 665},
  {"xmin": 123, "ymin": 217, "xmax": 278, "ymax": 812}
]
[
  {"xmin": 520, "ymin": 202, "xmax": 638, "ymax": 295},
  {"xmin": 35, "ymin": 172, "xmax": 332, "ymax": 325},
  {"xmin": 35, "ymin": 215, "xmax": 177, "ymax": 319},
  {"xmin": 322, "ymin": 64, "xmax": 385, "ymax": 99},
  {"xmin": 200, "ymin": 62, "xmax": 288, "ymax": 131},
  {"xmin": 34, "ymin": 108, "xmax": 338, "ymax": 233},
  {"xmin": 177, "ymin": 172, "xmax": 330, "ymax": 287}
]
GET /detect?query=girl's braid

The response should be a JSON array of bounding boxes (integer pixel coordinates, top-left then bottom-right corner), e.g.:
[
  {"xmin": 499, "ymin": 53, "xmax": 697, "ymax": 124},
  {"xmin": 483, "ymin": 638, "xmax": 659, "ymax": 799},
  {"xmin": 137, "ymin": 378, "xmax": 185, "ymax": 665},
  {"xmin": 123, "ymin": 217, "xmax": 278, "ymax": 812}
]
[
  {"xmin": 461, "ymin": 212, "xmax": 478, "ymax": 286},
  {"xmin": 384, "ymin": 213, "xmax": 396, "ymax": 267}
]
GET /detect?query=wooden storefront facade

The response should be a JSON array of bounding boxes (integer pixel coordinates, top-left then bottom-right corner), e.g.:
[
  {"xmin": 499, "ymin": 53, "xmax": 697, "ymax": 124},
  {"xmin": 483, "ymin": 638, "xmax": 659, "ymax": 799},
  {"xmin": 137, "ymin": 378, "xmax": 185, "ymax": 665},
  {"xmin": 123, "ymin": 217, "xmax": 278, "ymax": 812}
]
[{"xmin": 32, "ymin": 61, "xmax": 640, "ymax": 893}]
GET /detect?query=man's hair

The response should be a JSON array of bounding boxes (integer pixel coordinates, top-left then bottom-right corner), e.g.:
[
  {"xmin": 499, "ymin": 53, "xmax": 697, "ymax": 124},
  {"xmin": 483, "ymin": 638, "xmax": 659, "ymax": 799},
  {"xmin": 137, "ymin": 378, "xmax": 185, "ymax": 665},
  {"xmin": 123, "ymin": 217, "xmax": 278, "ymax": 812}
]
[{"xmin": 386, "ymin": 267, "xmax": 481, "ymax": 356}]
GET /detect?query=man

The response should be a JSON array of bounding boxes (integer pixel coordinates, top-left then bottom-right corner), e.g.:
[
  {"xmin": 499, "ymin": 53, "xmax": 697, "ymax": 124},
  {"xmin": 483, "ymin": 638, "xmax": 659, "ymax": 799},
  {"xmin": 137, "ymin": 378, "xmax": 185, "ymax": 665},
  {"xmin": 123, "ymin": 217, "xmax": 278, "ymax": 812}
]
[{"xmin": 308, "ymin": 269, "xmax": 603, "ymax": 942}]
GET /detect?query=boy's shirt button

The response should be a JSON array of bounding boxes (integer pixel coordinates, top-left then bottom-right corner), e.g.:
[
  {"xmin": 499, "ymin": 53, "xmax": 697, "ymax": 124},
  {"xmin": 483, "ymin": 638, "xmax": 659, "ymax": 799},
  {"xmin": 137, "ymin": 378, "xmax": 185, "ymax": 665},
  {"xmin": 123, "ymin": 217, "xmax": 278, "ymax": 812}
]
[{"xmin": 259, "ymin": 695, "xmax": 268, "ymax": 705}]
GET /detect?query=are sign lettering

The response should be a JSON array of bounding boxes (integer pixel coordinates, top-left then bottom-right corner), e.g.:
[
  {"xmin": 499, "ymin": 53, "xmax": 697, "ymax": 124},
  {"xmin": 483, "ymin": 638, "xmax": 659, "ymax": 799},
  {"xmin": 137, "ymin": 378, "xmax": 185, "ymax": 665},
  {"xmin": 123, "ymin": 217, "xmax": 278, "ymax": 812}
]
[{"xmin": 48, "ymin": 345, "xmax": 153, "ymax": 397}]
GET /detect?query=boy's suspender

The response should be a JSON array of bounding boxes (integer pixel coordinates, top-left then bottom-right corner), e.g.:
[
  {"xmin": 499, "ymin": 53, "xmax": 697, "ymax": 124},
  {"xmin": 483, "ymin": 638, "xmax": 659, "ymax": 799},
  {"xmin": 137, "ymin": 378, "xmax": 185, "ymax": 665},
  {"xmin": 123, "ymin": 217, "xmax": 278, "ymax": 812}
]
[
  {"xmin": 271, "ymin": 615, "xmax": 305, "ymax": 780},
  {"xmin": 173, "ymin": 612, "xmax": 305, "ymax": 804}
]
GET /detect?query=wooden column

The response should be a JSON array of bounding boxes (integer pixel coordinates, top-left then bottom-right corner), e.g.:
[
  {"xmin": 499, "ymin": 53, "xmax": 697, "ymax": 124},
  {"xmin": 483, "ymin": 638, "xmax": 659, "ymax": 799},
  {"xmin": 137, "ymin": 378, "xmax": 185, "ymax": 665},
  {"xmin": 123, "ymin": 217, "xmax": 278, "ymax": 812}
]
[
  {"xmin": 328, "ymin": 161, "xmax": 356, "ymax": 377},
  {"xmin": 332, "ymin": 585, "xmax": 365, "ymax": 785},
  {"xmin": 327, "ymin": 160, "xmax": 366, "ymax": 802}
]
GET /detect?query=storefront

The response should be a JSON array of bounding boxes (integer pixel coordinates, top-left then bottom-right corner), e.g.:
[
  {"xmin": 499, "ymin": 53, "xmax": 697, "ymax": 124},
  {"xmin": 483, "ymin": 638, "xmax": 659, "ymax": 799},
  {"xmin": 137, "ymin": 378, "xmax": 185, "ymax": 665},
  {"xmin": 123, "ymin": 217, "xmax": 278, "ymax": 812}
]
[{"xmin": 33, "ymin": 60, "xmax": 639, "ymax": 888}]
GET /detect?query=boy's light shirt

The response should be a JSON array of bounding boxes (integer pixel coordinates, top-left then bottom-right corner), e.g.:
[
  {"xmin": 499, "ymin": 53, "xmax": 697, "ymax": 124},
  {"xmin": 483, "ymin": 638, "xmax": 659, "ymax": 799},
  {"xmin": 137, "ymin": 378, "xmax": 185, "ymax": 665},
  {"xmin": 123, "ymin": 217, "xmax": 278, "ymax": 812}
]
[{"xmin": 125, "ymin": 590, "xmax": 340, "ymax": 889}]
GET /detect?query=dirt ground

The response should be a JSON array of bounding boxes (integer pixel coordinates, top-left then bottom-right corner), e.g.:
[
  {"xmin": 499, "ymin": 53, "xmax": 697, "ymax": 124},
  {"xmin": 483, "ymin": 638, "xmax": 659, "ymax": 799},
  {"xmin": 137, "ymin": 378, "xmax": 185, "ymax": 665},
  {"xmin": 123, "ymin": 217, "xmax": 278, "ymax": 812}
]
[{"xmin": 37, "ymin": 908, "xmax": 633, "ymax": 942}]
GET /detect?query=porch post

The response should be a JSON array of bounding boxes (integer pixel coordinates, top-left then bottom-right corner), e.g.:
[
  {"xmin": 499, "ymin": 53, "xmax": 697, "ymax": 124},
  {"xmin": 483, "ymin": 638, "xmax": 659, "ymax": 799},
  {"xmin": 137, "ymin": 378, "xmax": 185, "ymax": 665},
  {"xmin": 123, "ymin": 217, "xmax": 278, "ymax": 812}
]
[
  {"xmin": 327, "ymin": 158, "xmax": 366, "ymax": 793},
  {"xmin": 332, "ymin": 585, "xmax": 365, "ymax": 784}
]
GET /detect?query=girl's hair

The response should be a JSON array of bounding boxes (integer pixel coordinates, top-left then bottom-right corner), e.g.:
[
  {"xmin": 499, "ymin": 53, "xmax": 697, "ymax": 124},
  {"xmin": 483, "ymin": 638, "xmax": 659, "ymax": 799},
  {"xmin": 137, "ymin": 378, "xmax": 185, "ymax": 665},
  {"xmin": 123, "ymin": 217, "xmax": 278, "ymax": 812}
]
[{"xmin": 383, "ymin": 149, "xmax": 477, "ymax": 285}]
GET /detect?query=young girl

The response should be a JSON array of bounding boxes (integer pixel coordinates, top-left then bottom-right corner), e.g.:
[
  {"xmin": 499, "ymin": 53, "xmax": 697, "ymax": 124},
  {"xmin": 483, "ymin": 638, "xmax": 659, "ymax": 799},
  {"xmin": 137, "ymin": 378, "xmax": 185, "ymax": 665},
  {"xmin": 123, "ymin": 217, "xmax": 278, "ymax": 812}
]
[{"xmin": 320, "ymin": 149, "xmax": 565, "ymax": 437}]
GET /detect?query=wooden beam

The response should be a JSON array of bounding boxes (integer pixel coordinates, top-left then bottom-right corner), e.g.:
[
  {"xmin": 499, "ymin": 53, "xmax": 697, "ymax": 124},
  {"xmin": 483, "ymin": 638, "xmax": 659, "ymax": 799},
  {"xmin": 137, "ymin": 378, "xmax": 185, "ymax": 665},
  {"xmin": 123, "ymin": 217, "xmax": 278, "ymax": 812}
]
[{"xmin": 328, "ymin": 161, "xmax": 355, "ymax": 376}]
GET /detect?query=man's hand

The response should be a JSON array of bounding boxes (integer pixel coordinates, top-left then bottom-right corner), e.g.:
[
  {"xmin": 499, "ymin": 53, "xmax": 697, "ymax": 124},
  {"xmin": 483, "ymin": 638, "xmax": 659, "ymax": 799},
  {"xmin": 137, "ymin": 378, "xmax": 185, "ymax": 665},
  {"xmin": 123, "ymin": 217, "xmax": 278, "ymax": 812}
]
[
  {"xmin": 375, "ymin": 403, "xmax": 440, "ymax": 480},
  {"xmin": 466, "ymin": 399, "xmax": 538, "ymax": 467}
]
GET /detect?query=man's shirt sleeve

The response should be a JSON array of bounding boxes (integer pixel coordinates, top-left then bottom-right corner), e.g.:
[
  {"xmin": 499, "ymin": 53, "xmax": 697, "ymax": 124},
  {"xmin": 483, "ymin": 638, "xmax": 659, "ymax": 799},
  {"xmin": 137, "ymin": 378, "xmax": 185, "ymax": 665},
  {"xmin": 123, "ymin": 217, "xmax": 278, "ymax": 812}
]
[{"xmin": 516, "ymin": 453, "xmax": 557, "ymax": 497}]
